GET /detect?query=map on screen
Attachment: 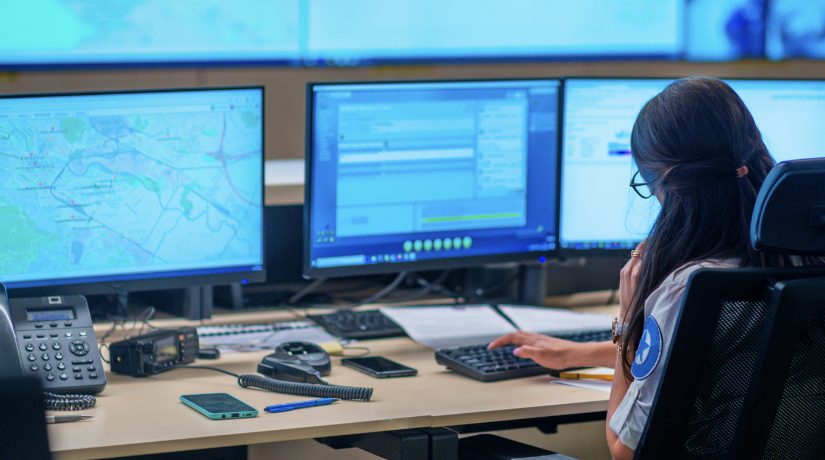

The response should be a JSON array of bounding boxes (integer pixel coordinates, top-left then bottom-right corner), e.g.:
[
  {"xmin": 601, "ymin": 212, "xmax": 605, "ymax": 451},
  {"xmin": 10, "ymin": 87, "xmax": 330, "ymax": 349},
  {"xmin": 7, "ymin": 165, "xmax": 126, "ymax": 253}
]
[{"xmin": 0, "ymin": 89, "xmax": 263, "ymax": 286}]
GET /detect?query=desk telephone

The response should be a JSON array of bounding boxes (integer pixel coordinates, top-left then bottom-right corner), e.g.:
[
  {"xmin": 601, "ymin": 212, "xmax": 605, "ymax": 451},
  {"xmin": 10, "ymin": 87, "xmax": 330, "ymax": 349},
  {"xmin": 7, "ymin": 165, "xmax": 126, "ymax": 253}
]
[{"xmin": 5, "ymin": 294, "xmax": 106, "ymax": 395}]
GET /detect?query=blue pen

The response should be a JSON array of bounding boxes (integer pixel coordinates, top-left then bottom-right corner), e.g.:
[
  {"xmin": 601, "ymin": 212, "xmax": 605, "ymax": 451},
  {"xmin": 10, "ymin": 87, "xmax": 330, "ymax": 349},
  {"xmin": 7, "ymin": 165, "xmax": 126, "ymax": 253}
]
[{"xmin": 264, "ymin": 398, "xmax": 338, "ymax": 413}]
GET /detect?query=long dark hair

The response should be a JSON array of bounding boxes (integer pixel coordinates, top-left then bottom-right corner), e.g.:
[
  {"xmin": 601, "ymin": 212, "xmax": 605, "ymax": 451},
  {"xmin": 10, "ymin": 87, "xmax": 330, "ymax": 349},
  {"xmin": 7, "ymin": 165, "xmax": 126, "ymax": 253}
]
[{"xmin": 620, "ymin": 76, "xmax": 798, "ymax": 380}]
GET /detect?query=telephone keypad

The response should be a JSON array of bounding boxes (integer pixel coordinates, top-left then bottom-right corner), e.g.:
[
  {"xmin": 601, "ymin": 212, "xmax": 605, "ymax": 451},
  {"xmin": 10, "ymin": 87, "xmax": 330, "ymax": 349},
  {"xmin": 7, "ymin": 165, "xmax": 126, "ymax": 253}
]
[
  {"xmin": 19, "ymin": 335, "xmax": 101, "ymax": 389},
  {"xmin": 12, "ymin": 296, "xmax": 106, "ymax": 394}
]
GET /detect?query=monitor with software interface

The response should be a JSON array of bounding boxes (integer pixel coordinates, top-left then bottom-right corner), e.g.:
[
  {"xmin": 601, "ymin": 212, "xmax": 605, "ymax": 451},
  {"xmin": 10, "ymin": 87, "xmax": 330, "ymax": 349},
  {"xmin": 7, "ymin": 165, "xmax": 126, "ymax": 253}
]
[
  {"xmin": 560, "ymin": 77, "xmax": 825, "ymax": 253},
  {"xmin": 305, "ymin": 79, "xmax": 559, "ymax": 278},
  {"xmin": 0, "ymin": 88, "xmax": 265, "ymax": 295}
]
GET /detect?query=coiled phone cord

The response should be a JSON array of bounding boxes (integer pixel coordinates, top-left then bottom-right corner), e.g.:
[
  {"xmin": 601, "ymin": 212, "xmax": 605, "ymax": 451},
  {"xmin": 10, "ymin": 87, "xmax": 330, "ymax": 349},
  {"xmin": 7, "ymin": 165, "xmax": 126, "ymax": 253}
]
[
  {"xmin": 237, "ymin": 373, "xmax": 373, "ymax": 401},
  {"xmin": 44, "ymin": 392, "xmax": 97, "ymax": 411},
  {"xmin": 178, "ymin": 365, "xmax": 374, "ymax": 402}
]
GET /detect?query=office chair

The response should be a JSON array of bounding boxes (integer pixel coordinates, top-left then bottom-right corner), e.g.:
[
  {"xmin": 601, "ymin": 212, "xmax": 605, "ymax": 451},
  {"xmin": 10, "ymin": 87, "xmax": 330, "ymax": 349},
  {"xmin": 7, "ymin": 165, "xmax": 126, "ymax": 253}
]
[
  {"xmin": 635, "ymin": 158, "xmax": 825, "ymax": 459},
  {"xmin": 0, "ymin": 376, "xmax": 52, "ymax": 459}
]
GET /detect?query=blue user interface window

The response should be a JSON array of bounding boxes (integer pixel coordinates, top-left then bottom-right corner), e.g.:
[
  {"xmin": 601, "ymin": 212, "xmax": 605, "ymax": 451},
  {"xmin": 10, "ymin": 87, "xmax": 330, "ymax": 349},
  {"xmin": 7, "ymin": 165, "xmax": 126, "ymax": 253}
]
[
  {"xmin": 0, "ymin": 88, "xmax": 264, "ymax": 288},
  {"xmin": 560, "ymin": 78, "xmax": 825, "ymax": 250},
  {"xmin": 308, "ymin": 80, "xmax": 559, "ymax": 273}
]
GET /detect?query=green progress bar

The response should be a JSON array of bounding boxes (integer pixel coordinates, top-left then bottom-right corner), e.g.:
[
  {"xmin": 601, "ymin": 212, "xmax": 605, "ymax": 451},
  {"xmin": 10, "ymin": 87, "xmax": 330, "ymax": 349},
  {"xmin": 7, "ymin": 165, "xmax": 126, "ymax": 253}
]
[{"xmin": 422, "ymin": 212, "xmax": 521, "ymax": 223}]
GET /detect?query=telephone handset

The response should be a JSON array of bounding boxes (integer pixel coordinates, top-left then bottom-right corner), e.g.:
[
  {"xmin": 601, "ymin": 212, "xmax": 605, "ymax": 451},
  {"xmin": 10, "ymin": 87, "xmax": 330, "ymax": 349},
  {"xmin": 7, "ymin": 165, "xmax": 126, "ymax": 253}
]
[
  {"xmin": 7, "ymin": 295, "xmax": 106, "ymax": 395},
  {"xmin": 0, "ymin": 283, "xmax": 22, "ymax": 377}
]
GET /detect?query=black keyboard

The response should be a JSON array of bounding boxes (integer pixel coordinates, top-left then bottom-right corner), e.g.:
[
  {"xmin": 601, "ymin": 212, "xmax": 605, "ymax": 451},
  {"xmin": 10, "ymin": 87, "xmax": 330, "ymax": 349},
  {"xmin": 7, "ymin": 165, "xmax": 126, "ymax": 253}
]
[
  {"xmin": 435, "ymin": 329, "xmax": 613, "ymax": 382},
  {"xmin": 307, "ymin": 310, "xmax": 406, "ymax": 340}
]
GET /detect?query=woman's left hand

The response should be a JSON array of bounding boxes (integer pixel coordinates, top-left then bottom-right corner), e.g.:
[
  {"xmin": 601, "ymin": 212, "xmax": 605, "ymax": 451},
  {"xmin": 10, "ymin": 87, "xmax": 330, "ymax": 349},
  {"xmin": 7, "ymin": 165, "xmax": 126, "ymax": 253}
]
[{"xmin": 618, "ymin": 241, "xmax": 645, "ymax": 317}]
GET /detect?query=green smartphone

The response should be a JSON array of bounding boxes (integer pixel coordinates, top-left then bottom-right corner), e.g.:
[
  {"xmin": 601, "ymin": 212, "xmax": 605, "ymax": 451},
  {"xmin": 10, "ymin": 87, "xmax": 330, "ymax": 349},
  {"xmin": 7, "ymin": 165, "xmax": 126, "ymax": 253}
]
[{"xmin": 180, "ymin": 393, "xmax": 258, "ymax": 420}]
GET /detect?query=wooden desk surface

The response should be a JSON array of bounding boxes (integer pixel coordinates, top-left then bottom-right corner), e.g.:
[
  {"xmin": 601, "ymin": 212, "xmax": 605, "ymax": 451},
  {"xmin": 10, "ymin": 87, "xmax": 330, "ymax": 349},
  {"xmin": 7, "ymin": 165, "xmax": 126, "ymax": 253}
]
[{"xmin": 50, "ymin": 301, "xmax": 617, "ymax": 459}]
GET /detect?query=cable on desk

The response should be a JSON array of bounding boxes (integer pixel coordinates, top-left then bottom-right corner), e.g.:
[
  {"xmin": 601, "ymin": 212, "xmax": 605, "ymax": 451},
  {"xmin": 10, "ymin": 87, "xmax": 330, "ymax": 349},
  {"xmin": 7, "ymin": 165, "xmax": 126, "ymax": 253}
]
[
  {"xmin": 238, "ymin": 374, "xmax": 373, "ymax": 401},
  {"xmin": 352, "ymin": 271, "xmax": 408, "ymax": 307},
  {"xmin": 176, "ymin": 365, "xmax": 374, "ymax": 402},
  {"xmin": 288, "ymin": 277, "xmax": 327, "ymax": 305},
  {"xmin": 44, "ymin": 392, "xmax": 97, "ymax": 411}
]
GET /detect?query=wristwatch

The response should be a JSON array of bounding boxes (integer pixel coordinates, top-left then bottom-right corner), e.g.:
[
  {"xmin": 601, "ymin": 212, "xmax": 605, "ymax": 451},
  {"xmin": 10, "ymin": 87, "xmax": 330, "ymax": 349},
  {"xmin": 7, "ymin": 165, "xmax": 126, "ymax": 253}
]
[{"xmin": 612, "ymin": 317, "xmax": 625, "ymax": 344}]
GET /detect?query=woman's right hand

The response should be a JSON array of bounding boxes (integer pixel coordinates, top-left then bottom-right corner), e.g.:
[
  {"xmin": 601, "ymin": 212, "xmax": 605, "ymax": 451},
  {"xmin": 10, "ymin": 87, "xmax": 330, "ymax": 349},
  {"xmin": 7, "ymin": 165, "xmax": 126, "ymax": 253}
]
[{"xmin": 488, "ymin": 331, "xmax": 613, "ymax": 369}]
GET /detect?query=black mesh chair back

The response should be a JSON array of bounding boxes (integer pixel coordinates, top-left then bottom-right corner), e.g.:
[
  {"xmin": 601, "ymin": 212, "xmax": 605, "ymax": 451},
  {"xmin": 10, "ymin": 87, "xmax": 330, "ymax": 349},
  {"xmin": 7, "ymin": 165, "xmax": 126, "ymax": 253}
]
[
  {"xmin": 636, "ymin": 158, "xmax": 825, "ymax": 459},
  {"xmin": 0, "ymin": 376, "xmax": 51, "ymax": 460}
]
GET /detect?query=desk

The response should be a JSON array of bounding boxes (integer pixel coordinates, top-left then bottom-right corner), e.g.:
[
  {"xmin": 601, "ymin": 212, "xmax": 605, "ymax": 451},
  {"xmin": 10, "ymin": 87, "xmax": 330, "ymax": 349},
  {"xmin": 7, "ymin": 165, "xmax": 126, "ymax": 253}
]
[{"xmin": 49, "ymin": 300, "xmax": 618, "ymax": 459}]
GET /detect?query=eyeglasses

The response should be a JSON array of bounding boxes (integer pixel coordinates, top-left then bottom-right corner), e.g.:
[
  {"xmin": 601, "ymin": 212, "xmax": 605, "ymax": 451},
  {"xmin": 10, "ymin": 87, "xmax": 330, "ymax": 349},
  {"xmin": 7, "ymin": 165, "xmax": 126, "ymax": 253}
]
[{"xmin": 630, "ymin": 170, "xmax": 653, "ymax": 199}]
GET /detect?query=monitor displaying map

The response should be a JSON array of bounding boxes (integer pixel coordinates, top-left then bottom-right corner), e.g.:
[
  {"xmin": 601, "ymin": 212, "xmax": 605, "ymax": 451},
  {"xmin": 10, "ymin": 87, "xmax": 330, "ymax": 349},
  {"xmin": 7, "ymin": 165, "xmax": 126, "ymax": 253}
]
[{"xmin": 0, "ymin": 88, "xmax": 264, "ymax": 290}]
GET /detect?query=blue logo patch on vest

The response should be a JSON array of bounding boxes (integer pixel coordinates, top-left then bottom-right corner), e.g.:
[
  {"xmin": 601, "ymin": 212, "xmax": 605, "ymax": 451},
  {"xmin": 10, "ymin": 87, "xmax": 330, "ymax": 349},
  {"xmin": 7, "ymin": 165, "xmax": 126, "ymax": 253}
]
[{"xmin": 631, "ymin": 315, "xmax": 663, "ymax": 380}]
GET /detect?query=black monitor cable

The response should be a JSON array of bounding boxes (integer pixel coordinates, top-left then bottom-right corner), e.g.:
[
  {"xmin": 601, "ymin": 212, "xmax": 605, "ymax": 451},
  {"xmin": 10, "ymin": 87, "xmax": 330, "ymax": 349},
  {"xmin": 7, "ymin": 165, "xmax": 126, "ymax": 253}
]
[
  {"xmin": 288, "ymin": 278, "xmax": 326, "ymax": 305},
  {"xmin": 175, "ymin": 365, "xmax": 373, "ymax": 402},
  {"xmin": 386, "ymin": 270, "xmax": 454, "ymax": 304},
  {"xmin": 351, "ymin": 271, "xmax": 408, "ymax": 307}
]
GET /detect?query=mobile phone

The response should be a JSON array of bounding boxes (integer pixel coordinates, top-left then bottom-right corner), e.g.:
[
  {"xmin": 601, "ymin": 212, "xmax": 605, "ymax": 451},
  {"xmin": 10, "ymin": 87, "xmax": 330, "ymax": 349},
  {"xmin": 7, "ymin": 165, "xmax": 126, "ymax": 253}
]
[
  {"xmin": 180, "ymin": 393, "xmax": 258, "ymax": 420},
  {"xmin": 341, "ymin": 356, "xmax": 418, "ymax": 378}
]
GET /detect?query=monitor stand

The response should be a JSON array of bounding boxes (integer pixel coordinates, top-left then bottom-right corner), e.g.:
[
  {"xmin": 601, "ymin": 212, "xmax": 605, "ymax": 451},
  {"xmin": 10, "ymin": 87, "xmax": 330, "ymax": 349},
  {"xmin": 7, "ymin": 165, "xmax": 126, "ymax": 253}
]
[
  {"xmin": 519, "ymin": 263, "xmax": 548, "ymax": 306},
  {"xmin": 463, "ymin": 263, "xmax": 547, "ymax": 306},
  {"xmin": 88, "ymin": 286, "xmax": 214, "ymax": 320}
]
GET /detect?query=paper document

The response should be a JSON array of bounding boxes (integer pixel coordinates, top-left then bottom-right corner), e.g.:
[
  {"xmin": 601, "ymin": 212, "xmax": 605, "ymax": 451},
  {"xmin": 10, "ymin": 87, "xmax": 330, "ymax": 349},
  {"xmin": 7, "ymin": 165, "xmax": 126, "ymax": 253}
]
[
  {"xmin": 197, "ymin": 321, "xmax": 336, "ymax": 353},
  {"xmin": 551, "ymin": 378, "xmax": 612, "ymax": 393},
  {"xmin": 381, "ymin": 304, "xmax": 517, "ymax": 349},
  {"xmin": 498, "ymin": 305, "xmax": 612, "ymax": 335}
]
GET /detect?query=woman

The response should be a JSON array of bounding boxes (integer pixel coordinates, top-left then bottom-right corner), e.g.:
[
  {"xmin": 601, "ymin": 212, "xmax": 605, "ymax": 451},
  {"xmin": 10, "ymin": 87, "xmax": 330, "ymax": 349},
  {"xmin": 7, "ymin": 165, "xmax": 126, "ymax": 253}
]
[{"xmin": 490, "ymin": 76, "xmax": 807, "ymax": 458}]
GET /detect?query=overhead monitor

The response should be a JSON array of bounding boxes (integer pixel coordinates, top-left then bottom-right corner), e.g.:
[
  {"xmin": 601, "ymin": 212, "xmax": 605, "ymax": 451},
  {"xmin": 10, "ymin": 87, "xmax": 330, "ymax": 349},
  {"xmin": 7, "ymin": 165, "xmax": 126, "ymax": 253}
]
[
  {"xmin": 560, "ymin": 77, "xmax": 825, "ymax": 252},
  {"xmin": 685, "ymin": 0, "xmax": 765, "ymax": 61},
  {"xmin": 306, "ymin": 79, "xmax": 559, "ymax": 277},
  {"xmin": 766, "ymin": 0, "xmax": 825, "ymax": 59},
  {"xmin": 0, "ymin": 88, "xmax": 265, "ymax": 294},
  {"xmin": 0, "ymin": 0, "xmax": 684, "ymax": 68}
]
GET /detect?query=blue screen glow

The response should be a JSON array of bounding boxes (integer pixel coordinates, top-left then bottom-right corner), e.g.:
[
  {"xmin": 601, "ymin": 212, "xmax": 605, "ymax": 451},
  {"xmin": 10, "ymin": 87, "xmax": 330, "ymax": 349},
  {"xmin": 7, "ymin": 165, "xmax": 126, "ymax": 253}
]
[
  {"xmin": 560, "ymin": 78, "xmax": 825, "ymax": 250},
  {"xmin": 0, "ymin": 88, "xmax": 265, "ymax": 287},
  {"xmin": 0, "ymin": 0, "xmax": 683, "ymax": 67},
  {"xmin": 307, "ymin": 80, "xmax": 559, "ymax": 274}
]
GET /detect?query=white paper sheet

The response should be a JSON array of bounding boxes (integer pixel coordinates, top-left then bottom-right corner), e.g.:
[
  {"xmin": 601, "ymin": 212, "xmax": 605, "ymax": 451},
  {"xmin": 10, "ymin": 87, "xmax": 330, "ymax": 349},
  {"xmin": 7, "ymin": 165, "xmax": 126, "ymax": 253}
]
[
  {"xmin": 551, "ymin": 378, "xmax": 613, "ymax": 393},
  {"xmin": 197, "ymin": 321, "xmax": 336, "ymax": 353},
  {"xmin": 381, "ymin": 304, "xmax": 517, "ymax": 349},
  {"xmin": 498, "ymin": 305, "xmax": 612, "ymax": 334}
]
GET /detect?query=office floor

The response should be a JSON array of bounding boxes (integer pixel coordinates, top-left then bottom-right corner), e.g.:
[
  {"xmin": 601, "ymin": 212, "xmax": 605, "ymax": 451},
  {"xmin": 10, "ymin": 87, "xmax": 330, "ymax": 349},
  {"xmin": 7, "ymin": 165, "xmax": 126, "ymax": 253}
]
[{"xmin": 247, "ymin": 421, "xmax": 610, "ymax": 459}]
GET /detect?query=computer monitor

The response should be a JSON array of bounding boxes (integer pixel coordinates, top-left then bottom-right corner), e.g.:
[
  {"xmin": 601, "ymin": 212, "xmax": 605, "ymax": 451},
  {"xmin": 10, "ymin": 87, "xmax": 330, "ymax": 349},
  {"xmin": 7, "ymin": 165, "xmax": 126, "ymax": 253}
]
[
  {"xmin": 766, "ymin": 0, "xmax": 825, "ymax": 60},
  {"xmin": 305, "ymin": 79, "xmax": 559, "ymax": 278},
  {"xmin": 0, "ymin": 0, "xmax": 683, "ymax": 68},
  {"xmin": 685, "ymin": 0, "xmax": 765, "ymax": 61},
  {"xmin": 0, "ymin": 88, "xmax": 265, "ymax": 295},
  {"xmin": 559, "ymin": 77, "xmax": 825, "ymax": 253}
]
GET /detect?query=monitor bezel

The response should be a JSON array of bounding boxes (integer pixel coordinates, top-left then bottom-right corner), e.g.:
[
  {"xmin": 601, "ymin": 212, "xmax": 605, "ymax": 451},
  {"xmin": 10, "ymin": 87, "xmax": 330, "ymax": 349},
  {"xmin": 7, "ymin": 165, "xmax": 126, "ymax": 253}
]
[
  {"xmin": 557, "ymin": 75, "xmax": 825, "ymax": 257},
  {"xmin": 0, "ymin": 86, "xmax": 267, "ymax": 296},
  {"xmin": 303, "ymin": 78, "xmax": 562, "ymax": 278}
]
